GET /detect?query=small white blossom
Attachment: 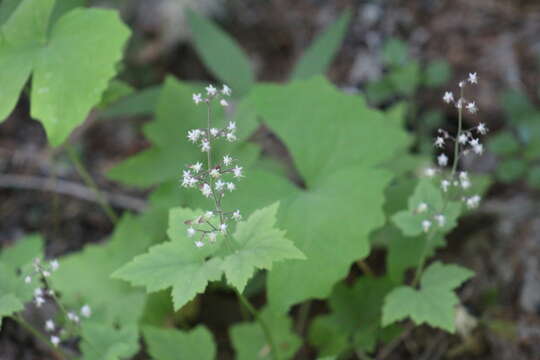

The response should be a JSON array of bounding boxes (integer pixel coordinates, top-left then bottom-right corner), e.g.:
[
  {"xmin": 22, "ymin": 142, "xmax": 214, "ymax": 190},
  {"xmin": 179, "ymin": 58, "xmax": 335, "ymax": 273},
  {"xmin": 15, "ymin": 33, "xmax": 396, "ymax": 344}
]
[
  {"xmin": 47, "ymin": 289, "xmax": 55, "ymax": 296},
  {"xmin": 45, "ymin": 320, "xmax": 55, "ymax": 332},
  {"xmin": 50, "ymin": 260, "xmax": 59, "ymax": 272},
  {"xmin": 425, "ymin": 168, "xmax": 436, "ymax": 177},
  {"xmin": 187, "ymin": 129, "xmax": 201, "ymax": 143},
  {"xmin": 222, "ymin": 84, "xmax": 231, "ymax": 96},
  {"xmin": 437, "ymin": 153, "xmax": 448, "ymax": 167},
  {"xmin": 206, "ymin": 84, "xmax": 217, "ymax": 96},
  {"xmin": 434, "ymin": 214, "xmax": 446, "ymax": 227},
  {"xmin": 226, "ymin": 182, "xmax": 236, "ymax": 192},
  {"xmin": 193, "ymin": 93, "xmax": 203, "ymax": 104},
  {"xmin": 227, "ymin": 121, "xmax": 236, "ymax": 131},
  {"xmin": 226, "ymin": 133, "xmax": 237, "ymax": 142},
  {"xmin": 459, "ymin": 171, "xmax": 468, "ymax": 181},
  {"xmin": 223, "ymin": 155, "xmax": 232, "ymax": 166},
  {"xmin": 456, "ymin": 98, "xmax": 463, "ymax": 109},
  {"xmin": 220, "ymin": 223, "xmax": 228, "ymax": 233},
  {"xmin": 458, "ymin": 133, "xmax": 468, "ymax": 144},
  {"xmin": 208, "ymin": 232, "xmax": 217, "ymax": 242},
  {"xmin": 466, "ymin": 102, "xmax": 478, "ymax": 114},
  {"xmin": 191, "ymin": 162, "xmax": 203, "ymax": 173},
  {"xmin": 34, "ymin": 288, "xmax": 43, "ymax": 297},
  {"xmin": 195, "ymin": 241, "xmax": 204, "ymax": 248},
  {"xmin": 81, "ymin": 305, "xmax": 91, "ymax": 318},
  {"xmin": 201, "ymin": 183, "xmax": 212, "ymax": 197},
  {"xmin": 443, "ymin": 91, "xmax": 454, "ymax": 103},
  {"xmin": 460, "ymin": 179, "xmax": 471, "ymax": 189},
  {"xmin": 201, "ymin": 140, "xmax": 211, "ymax": 152},
  {"xmin": 466, "ymin": 195, "xmax": 481, "ymax": 209},
  {"xmin": 422, "ymin": 220, "xmax": 432, "ymax": 233},
  {"xmin": 187, "ymin": 227, "xmax": 196, "ymax": 237},
  {"xmin": 210, "ymin": 128, "xmax": 219, "ymax": 137},
  {"xmin": 42, "ymin": 271, "xmax": 50, "ymax": 278},
  {"xmin": 24, "ymin": 275, "xmax": 32, "ymax": 284},
  {"xmin": 232, "ymin": 210, "xmax": 242, "ymax": 221},
  {"xmin": 35, "ymin": 296, "xmax": 45, "ymax": 307},
  {"xmin": 434, "ymin": 137, "xmax": 445, "ymax": 148},
  {"xmin": 477, "ymin": 123, "xmax": 488, "ymax": 135},
  {"xmin": 468, "ymin": 72, "xmax": 478, "ymax": 84},
  {"xmin": 441, "ymin": 179, "xmax": 450, "ymax": 192},
  {"xmin": 232, "ymin": 165, "xmax": 243, "ymax": 178},
  {"xmin": 220, "ymin": 99, "xmax": 229, "ymax": 107},
  {"xmin": 459, "ymin": 81, "xmax": 465, "ymax": 88},
  {"xmin": 215, "ymin": 180, "xmax": 225, "ymax": 191},
  {"xmin": 209, "ymin": 168, "xmax": 220, "ymax": 178},
  {"xmin": 67, "ymin": 312, "xmax": 79, "ymax": 323},
  {"xmin": 417, "ymin": 203, "xmax": 428, "ymax": 213},
  {"xmin": 204, "ymin": 211, "xmax": 214, "ymax": 219},
  {"xmin": 473, "ymin": 143, "xmax": 483, "ymax": 155},
  {"xmin": 50, "ymin": 336, "xmax": 60, "ymax": 347}
]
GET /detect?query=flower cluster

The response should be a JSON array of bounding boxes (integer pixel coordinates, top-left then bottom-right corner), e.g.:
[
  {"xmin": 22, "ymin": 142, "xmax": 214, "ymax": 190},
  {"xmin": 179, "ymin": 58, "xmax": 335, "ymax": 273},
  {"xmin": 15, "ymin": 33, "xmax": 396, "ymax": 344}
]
[
  {"xmin": 181, "ymin": 84, "xmax": 243, "ymax": 248},
  {"xmin": 419, "ymin": 73, "xmax": 486, "ymax": 232},
  {"xmin": 25, "ymin": 258, "xmax": 91, "ymax": 347}
]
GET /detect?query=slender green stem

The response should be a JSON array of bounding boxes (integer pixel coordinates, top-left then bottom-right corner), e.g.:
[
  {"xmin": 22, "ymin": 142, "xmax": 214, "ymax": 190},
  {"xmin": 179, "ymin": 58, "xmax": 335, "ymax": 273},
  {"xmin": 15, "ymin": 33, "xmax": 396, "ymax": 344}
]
[
  {"xmin": 66, "ymin": 146, "xmax": 118, "ymax": 223},
  {"xmin": 236, "ymin": 291, "xmax": 278, "ymax": 360},
  {"xmin": 412, "ymin": 86, "xmax": 464, "ymax": 287},
  {"xmin": 13, "ymin": 315, "xmax": 69, "ymax": 359},
  {"xmin": 296, "ymin": 301, "xmax": 311, "ymax": 334}
]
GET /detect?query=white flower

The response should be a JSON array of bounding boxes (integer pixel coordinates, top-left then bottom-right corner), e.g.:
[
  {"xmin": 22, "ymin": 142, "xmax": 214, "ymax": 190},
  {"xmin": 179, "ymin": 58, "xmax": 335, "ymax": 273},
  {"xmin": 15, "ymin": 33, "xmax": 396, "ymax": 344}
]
[
  {"xmin": 460, "ymin": 179, "xmax": 471, "ymax": 189},
  {"xmin": 35, "ymin": 296, "xmax": 45, "ymax": 308},
  {"xmin": 434, "ymin": 214, "xmax": 446, "ymax": 227},
  {"xmin": 34, "ymin": 288, "xmax": 43, "ymax": 297},
  {"xmin": 466, "ymin": 102, "xmax": 478, "ymax": 114},
  {"xmin": 226, "ymin": 133, "xmax": 237, "ymax": 142},
  {"xmin": 42, "ymin": 271, "xmax": 50, "ymax": 277},
  {"xmin": 193, "ymin": 93, "xmax": 203, "ymax": 104},
  {"xmin": 187, "ymin": 129, "xmax": 201, "ymax": 143},
  {"xmin": 201, "ymin": 183, "xmax": 212, "ymax": 197},
  {"xmin": 210, "ymin": 128, "xmax": 219, "ymax": 137},
  {"xmin": 195, "ymin": 241, "xmax": 204, "ymax": 248},
  {"xmin": 223, "ymin": 155, "xmax": 232, "ymax": 166},
  {"xmin": 45, "ymin": 319, "xmax": 55, "ymax": 332},
  {"xmin": 67, "ymin": 312, "xmax": 80, "ymax": 323},
  {"xmin": 458, "ymin": 133, "xmax": 468, "ymax": 144},
  {"xmin": 434, "ymin": 137, "xmax": 445, "ymax": 148},
  {"xmin": 201, "ymin": 140, "xmax": 211, "ymax": 152},
  {"xmin": 422, "ymin": 220, "xmax": 432, "ymax": 233},
  {"xmin": 81, "ymin": 305, "xmax": 91, "ymax": 318},
  {"xmin": 232, "ymin": 165, "xmax": 243, "ymax": 178},
  {"xmin": 47, "ymin": 289, "xmax": 55, "ymax": 296},
  {"xmin": 50, "ymin": 336, "xmax": 60, "ymax": 347},
  {"xmin": 232, "ymin": 210, "xmax": 242, "ymax": 221},
  {"xmin": 220, "ymin": 99, "xmax": 229, "ymax": 107},
  {"xmin": 425, "ymin": 168, "xmax": 436, "ymax": 177},
  {"xmin": 191, "ymin": 162, "xmax": 203, "ymax": 173},
  {"xmin": 206, "ymin": 84, "xmax": 217, "ymax": 96},
  {"xmin": 459, "ymin": 81, "xmax": 465, "ymax": 88},
  {"xmin": 473, "ymin": 143, "xmax": 483, "ymax": 155},
  {"xmin": 437, "ymin": 153, "xmax": 448, "ymax": 167},
  {"xmin": 443, "ymin": 91, "xmax": 454, "ymax": 103},
  {"xmin": 468, "ymin": 72, "xmax": 478, "ymax": 84},
  {"xmin": 466, "ymin": 195, "xmax": 481, "ymax": 209},
  {"xmin": 24, "ymin": 275, "xmax": 32, "ymax": 284},
  {"xmin": 209, "ymin": 168, "xmax": 220, "ymax": 178},
  {"xmin": 208, "ymin": 232, "xmax": 217, "ymax": 242},
  {"xmin": 456, "ymin": 98, "xmax": 463, "ymax": 109},
  {"xmin": 227, "ymin": 121, "xmax": 236, "ymax": 131},
  {"xmin": 204, "ymin": 211, "xmax": 214, "ymax": 219},
  {"xmin": 219, "ymin": 223, "xmax": 228, "ymax": 234},
  {"xmin": 187, "ymin": 227, "xmax": 196, "ymax": 237},
  {"xmin": 417, "ymin": 203, "xmax": 428, "ymax": 213},
  {"xmin": 477, "ymin": 122, "xmax": 488, "ymax": 135},
  {"xmin": 226, "ymin": 182, "xmax": 236, "ymax": 192},
  {"xmin": 215, "ymin": 180, "xmax": 225, "ymax": 191},
  {"xmin": 459, "ymin": 171, "xmax": 468, "ymax": 180},
  {"xmin": 50, "ymin": 260, "xmax": 59, "ymax": 271},
  {"xmin": 222, "ymin": 84, "xmax": 231, "ymax": 96},
  {"xmin": 441, "ymin": 179, "xmax": 450, "ymax": 192}
]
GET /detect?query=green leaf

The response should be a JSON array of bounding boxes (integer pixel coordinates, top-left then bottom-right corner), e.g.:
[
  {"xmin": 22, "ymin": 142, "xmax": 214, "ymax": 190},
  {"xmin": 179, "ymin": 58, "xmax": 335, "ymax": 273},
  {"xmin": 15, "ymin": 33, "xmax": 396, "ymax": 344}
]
[
  {"xmin": 80, "ymin": 323, "xmax": 139, "ymax": 360},
  {"xmin": 382, "ymin": 38, "xmax": 409, "ymax": 67},
  {"xmin": 230, "ymin": 307, "xmax": 301, "ymax": 360},
  {"xmin": 143, "ymin": 326, "xmax": 216, "ymax": 360},
  {"xmin": 222, "ymin": 202, "xmax": 305, "ymax": 292},
  {"xmin": 100, "ymin": 85, "xmax": 161, "ymax": 119},
  {"xmin": 423, "ymin": 60, "xmax": 451, "ymax": 88},
  {"xmin": 382, "ymin": 262, "xmax": 473, "ymax": 332},
  {"xmin": 243, "ymin": 77, "xmax": 409, "ymax": 312},
  {"xmin": 488, "ymin": 132, "xmax": 520, "ymax": 156},
  {"xmin": 392, "ymin": 179, "xmax": 461, "ymax": 237},
  {"xmin": 0, "ymin": 233, "xmax": 43, "ymax": 269},
  {"xmin": 290, "ymin": 10, "xmax": 351, "ymax": 80},
  {"xmin": 0, "ymin": 294, "xmax": 23, "ymax": 329},
  {"xmin": 186, "ymin": 9, "xmax": 254, "ymax": 96},
  {"xmin": 388, "ymin": 61, "xmax": 421, "ymax": 96},
  {"xmin": 0, "ymin": 0, "xmax": 130, "ymax": 146},
  {"xmin": 97, "ymin": 79, "xmax": 134, "ymax": 110},
  {"xmin": 526, "ymin": 166, "xmax": 540, "ymax": 188},
  {"xmin": 496, "ymin": 158, "xmax": 526, "ymax": 183}
]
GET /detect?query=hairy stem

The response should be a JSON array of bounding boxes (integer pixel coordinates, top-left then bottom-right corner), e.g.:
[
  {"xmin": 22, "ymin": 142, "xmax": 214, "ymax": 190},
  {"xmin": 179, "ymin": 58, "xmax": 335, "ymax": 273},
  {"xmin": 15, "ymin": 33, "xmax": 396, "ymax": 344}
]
[{"xmin": 66, "ymin": 146, "xmax": 118, "ymax": 223}]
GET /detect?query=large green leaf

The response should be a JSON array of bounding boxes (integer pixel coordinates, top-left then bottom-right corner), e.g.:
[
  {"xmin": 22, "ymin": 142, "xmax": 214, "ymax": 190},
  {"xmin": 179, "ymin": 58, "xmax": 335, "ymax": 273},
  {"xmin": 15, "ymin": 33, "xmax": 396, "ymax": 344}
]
[
  {"xmin": 242, "ymin": 77, "xmax": 409, "ymax": 312},
  {"xmin": 230, "ymin": 307, "xmax": 301, "ymax": 360},
  {"xmin": 143, "ymin": 326, "xmax": 216, "ymax": 360},
  {"xmin": 0, "ymin": 294, "xmax": 23, "ymax": 329},
  {"xmin": 290, "ymin": 10, "xmax": 351, "ymax": 80},
  {"xmin": 0, "ymin": 0, "xmax": 130, "ymax": 146},
  {"xmin": 80, "ymin": 323, "xmax": 139, "ymax": 360},
  {"xmin": 382, "ymin": 262, "xmax": 473, "ymax": 332},
  {"xmin": 186, "ymin": 9, "xmax": 254, "ymax": 96}
]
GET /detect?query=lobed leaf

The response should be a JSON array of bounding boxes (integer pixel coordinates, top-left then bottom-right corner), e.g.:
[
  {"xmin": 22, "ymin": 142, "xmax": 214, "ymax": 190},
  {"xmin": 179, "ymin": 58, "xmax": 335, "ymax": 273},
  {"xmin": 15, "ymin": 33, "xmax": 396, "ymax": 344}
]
[{"xmin": 143, "ymin": 326, "xmax": 216, "ymax": 360}]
